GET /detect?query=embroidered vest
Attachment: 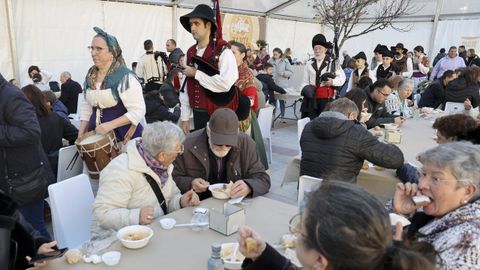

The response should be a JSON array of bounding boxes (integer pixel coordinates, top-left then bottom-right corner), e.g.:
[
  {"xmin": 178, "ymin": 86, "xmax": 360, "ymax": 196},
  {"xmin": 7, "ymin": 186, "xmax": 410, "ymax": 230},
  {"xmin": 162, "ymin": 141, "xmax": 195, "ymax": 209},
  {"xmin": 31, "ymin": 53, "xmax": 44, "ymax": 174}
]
[
  {"xmin": 186, "ymin": 40, "xmax": 238, "ymax": 114},
  {"xmin": 351, "ymin": 67, "xmax": 370, "ymax": 88},
  {"xmin": 394, "ymin": 55, "xmax": 408, "ymax": 73}
]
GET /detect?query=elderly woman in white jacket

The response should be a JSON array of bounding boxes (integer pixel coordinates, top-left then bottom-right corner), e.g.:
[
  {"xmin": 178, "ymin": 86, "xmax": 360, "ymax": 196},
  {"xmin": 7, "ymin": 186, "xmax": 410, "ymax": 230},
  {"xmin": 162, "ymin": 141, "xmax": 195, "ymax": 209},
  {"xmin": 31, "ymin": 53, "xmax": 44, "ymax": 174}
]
[{"xmin": 91, "ymin": 121, "xmax": 200, "ymax": 236}]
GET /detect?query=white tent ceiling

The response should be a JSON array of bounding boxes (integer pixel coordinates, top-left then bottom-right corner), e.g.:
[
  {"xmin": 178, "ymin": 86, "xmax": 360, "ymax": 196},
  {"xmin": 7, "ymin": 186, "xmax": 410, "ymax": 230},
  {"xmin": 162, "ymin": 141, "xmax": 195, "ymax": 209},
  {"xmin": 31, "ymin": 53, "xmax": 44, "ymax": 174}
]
[{"xmin": 110, "ymin": 0, "xmax": 480, "ymax": 21}]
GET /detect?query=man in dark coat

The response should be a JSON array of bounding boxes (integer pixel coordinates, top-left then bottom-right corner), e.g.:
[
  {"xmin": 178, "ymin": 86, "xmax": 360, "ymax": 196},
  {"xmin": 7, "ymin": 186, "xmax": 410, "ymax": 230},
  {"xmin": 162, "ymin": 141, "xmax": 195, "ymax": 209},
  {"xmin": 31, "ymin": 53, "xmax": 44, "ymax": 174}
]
[
  {"xmin": 300, "ymin": 98, "xmax": 404, "ymax": 183},
  {"xmin": 59, "ymin": 71, "xmax": 82, "ymax": 114},
  {"xmin": 364, "ymin": 79, "xmax": 403, "ymax": 129},
  {"xmin": 173, "ymin": 108, "xmax": 270, "ymax": 200}
]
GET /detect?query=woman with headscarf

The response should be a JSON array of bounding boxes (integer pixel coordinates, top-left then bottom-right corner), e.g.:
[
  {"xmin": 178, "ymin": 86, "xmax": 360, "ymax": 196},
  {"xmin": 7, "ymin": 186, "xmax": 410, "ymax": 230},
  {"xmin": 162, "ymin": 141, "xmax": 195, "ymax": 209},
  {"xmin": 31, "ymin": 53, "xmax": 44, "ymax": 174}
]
[{"xmin": 78, "ymin": 27, "xmax": 146, "ymax": 142}]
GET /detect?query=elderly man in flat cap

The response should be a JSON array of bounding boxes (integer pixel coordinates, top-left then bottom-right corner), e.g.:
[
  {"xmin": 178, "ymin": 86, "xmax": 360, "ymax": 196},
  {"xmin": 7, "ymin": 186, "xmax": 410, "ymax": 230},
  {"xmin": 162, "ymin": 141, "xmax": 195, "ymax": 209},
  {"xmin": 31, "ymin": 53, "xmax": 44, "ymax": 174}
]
[{"xmin": 173, "ymin": 108, "xmax": 270, "ymax": 200}]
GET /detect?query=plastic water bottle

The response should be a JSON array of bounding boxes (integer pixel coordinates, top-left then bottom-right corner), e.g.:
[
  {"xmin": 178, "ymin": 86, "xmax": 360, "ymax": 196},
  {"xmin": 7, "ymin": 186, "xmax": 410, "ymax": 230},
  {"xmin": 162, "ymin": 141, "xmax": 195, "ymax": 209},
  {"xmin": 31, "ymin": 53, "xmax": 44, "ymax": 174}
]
[{"xmin": 207, "ymin": 243, "xmax": 224, "ymax": 270}]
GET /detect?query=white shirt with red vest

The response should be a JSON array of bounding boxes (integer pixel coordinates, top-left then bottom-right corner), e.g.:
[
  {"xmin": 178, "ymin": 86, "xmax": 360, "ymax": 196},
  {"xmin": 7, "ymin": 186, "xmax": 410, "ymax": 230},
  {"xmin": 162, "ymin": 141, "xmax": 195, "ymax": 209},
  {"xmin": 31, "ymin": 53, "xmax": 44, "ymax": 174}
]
[{"xmin": 180, "ymin": 46, "xmax": 238, "ymax": 121}]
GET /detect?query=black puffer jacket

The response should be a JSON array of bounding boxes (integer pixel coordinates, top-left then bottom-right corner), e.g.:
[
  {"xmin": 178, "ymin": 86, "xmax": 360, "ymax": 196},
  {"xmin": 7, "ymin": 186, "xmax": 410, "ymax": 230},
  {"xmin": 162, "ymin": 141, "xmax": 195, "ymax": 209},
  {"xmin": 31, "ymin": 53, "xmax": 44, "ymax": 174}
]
[
  {"xmin": 300, "ymin": 111, "xmax": 404, "ymax": 183},
  {"xmin": 444, "ymin": 77, "xmax": 480, "ymax": 108}
]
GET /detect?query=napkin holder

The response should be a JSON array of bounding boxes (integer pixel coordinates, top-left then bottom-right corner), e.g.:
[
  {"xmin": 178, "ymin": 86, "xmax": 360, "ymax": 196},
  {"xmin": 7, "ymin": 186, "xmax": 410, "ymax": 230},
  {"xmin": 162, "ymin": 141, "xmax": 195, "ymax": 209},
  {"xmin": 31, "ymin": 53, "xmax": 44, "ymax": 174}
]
[
  {"xmin": 385, "ymin": 130, "xmax": 401, "ymax": 144},
  {"xmin": 209, "ymin": 203, "xmax": 245, "ymax": 236}
]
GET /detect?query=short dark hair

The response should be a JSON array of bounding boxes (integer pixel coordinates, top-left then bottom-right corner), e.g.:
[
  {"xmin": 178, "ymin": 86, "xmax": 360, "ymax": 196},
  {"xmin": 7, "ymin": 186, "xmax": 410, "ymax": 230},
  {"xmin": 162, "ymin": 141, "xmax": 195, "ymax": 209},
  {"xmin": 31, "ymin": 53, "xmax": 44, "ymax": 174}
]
[
  {"xmin": 8, "ymin": 78, "xmax": 16, "ymax": 83},
  {"xmin": 263, "ymin": 63, "xmax": 273, "ymax": 70},
  {"xmin": 167, "ymin": 39, "xmax": 177, "ymax": 46},
  {"xmin": 28, "ymin": 65, "xmax": 40, "ymax": 75},
  {"xmin": 433, "ymin": 114, "xmax": 478, "ymax": 140},
  {"xmin": 144, "ymin": 40, "xmax": 153, "ymax": 51},
  {"xmin": 414, "ymin": 45, "xmax": 424, "ymax": 53},
  {"xmin": 449, "ymin": 46, "xmax": 457, "ymax": 51},
  {"xmin": 459, "ymin": 45, "xmax": 466, "ymax": 49},
  {"xmin": 304, "ymin": 181, "xmax": 435, "ymax": 270},
  {"xmin": 440, "ymin": 48, "xmax": 446, "ymax": 53},
  {"xmin": 441, "ymin": 70, "xmax": 455, "ymax": 82},
  {"xmin": 358, "ymin": 76, "xmax": 373, "ymax": 90},
  {"xmin": 369, "ymin": 78, "xmax": 393, "ymax": 93}
]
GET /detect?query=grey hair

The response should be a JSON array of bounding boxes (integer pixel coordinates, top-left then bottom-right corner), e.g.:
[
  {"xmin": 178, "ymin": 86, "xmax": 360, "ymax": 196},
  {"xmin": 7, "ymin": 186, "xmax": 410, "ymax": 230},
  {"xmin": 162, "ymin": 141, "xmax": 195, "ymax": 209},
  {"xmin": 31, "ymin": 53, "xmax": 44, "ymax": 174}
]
[
  {"xmin": 326, "ymin": 97, "xmax": 359, "ymax": 117},
  {"xmin": 398, "ymin": 78, "xmax": 414, "ymax": 93},
  {"xmin": 61, "ymin": 71, "xmax": 71, "ymax": 79},
  {"xmin": 418, "ymin": 142, "xmax": 480, "ymax": 189},
  {"xmin": 141, "ymin": 121, "xmax": 185, "ymax": 157}
]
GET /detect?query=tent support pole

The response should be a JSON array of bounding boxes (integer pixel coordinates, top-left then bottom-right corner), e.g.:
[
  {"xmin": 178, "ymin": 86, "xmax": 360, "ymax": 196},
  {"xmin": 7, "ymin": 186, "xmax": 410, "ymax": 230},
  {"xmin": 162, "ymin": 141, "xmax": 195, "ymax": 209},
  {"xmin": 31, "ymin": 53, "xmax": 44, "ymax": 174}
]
[
  {"xmin": 428, "ymin": 0, "xmax": 444, "ymax": 61},
  {"xmin": 5, "ymin": 0, "xmax": 18, "ymax": 80},
  {"xmin": 172, "ymin": 3, "xmax": 177, "ymax": 40}
]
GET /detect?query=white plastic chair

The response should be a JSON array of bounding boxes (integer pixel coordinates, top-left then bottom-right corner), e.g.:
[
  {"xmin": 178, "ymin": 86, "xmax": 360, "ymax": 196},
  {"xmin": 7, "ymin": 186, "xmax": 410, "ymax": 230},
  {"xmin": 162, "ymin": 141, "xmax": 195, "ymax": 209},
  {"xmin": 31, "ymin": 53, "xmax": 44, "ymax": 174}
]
[
  {"xmin": 57, "ymin": 145, "xmax": 83, "ymax": 182},
  {"xmin": 444, "ymin": 102, "xmax": 464, "ymax": 114},
  {"xmin": 48, "ymin": 174, "xmax": 93, "ymax": 249},
  {"xmin": 297, "ymin": 117, "xmax": 311, "ymax": 155},
  {"xmin": 257, "ymin": 105, "xmax": 275, "ymax": 164},
  {"xmin": 298, "ymin": 175, "xmax": 323, "ymax": 207}
]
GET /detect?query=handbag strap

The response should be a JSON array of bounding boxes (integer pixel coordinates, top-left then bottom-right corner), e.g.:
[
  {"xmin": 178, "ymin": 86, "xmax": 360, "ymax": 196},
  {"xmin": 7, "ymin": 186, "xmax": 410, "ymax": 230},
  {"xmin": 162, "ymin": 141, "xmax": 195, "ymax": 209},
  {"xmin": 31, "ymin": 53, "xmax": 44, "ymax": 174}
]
[{"xmin": 143, "ymin": 173, "xmax": 167, "ymax": 214}]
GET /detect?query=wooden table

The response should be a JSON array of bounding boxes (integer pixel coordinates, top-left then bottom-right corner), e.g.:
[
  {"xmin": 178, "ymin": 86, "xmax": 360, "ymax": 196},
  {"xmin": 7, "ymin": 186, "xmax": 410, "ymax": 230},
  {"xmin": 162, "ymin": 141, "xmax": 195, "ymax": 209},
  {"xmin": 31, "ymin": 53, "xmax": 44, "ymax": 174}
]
[
  {"xmin": 281, "ymin": 114, "xmax": 440, "ymax": 202},
  {"xmin": 44, "ymin": 196, "xmax": 297, "ymax": 270}
]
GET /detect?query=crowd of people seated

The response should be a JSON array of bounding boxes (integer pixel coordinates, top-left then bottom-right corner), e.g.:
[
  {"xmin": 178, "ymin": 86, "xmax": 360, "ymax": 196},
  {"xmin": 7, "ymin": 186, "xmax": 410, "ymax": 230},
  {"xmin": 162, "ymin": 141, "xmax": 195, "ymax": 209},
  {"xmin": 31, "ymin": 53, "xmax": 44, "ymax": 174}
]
[{"xmin": 1, "ymin": 3, "xmax": 479, "ymax": 268}]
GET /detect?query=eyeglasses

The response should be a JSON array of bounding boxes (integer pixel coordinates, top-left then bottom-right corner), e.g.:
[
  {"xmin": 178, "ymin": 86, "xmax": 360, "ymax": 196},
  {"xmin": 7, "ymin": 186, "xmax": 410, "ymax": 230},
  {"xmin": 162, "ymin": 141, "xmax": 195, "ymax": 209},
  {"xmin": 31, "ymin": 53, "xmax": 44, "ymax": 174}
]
[
  {"xmin": 376, "ymin": 89, "xmax": 390, "ymax": 97},
  {"xmin": 174, "ymin": 144, "xmax": 184, "ymax": 155},
  {"xmin": 87, "ymin": 46, "xmax": 107, "ymax": 53}
]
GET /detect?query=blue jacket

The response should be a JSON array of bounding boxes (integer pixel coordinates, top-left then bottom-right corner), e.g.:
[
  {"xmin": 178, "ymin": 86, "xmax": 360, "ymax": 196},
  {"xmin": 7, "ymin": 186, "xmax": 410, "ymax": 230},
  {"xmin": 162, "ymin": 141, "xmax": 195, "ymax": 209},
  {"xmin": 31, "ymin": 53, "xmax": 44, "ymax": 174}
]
[{"xmin": 0, "ymin": 74, "xmax": 45, "ymax": 179}]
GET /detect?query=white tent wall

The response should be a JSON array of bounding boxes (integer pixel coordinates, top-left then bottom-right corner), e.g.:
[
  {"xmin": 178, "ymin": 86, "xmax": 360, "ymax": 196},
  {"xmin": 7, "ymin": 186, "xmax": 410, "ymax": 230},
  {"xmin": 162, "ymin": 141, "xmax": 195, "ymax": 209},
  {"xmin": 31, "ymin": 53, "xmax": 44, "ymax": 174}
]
[
  {"xmin": 267, "ymin": 18, "xmax": 323, "ymax": 62},
  {"xmin": 175, "ymin": 8, "xmax": 196, "ymax": 55},
  {"xmin": 339, "ymin": 22, "xmax": 433, "ymax": 64},
  {"xmin": 13, "ymin": 0, "xmax": 104, "ymax": 86},
  {"xmin": 434, "ymin": 19, "xmax": 480, "ymax": 56},
  {"xmin": 1, "ymin": 1, "xmax": 13, "ymax": 80},
  {"xmin": 103, "ymin": 2, "xmax": 173, "ymax": 69},
  {"xmin": 11, "ymin": 0, "xmax": 173, "ymax": 87}
]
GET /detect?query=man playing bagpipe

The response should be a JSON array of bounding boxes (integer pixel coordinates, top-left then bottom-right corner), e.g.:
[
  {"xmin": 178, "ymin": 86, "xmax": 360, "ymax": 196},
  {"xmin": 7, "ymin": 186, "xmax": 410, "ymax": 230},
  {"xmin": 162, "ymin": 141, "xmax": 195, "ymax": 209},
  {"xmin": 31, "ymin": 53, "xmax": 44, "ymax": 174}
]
[{"xmin": 179, "ymin": 2, "xmax": 250, "ymax": 133}]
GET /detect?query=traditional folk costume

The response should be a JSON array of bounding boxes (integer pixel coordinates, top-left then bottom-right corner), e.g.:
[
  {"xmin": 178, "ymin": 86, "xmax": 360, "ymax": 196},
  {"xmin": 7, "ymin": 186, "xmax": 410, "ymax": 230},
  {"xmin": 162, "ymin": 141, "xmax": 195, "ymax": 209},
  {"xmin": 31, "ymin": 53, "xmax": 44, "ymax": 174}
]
[
  {"xmin": 79, "ymin": 27, "xmax": 145, "ymax": 141},
  {"xmin": 300, "ymin": 34, "xmax": 346, "ymax": 119},
  {"xmin": 412, "ymin": 52, "xmax": 430, "ymax": 92},
  {"xmin": 391, "ymin": 43, "xmax": 413, "ymax": 78},
  {"xmin": 375, "ymin": 49, "xmax": 395, "ymax": 80},
  {"xmin": 235, "ymin": 61, "xmax": 268, "ymax": 169},
  {"xmin": 136, "ymin": 50, "xmax": 170, "ymax": 93},
  {"xmin": 346, "ymin": 51, "xmax": 375, "ymax": 92},
  {"xmin": 179, "ymin": 4, "xmax": 249, "ymax": 130}
]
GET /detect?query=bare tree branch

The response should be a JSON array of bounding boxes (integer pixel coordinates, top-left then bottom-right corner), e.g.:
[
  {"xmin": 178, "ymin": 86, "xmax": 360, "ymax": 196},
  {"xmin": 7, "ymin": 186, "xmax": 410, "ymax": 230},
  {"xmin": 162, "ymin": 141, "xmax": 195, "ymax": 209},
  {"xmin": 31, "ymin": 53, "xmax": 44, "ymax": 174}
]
[{"xmin": 310, "ymin": 0, "xmax": 418, "ymax": 55}]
